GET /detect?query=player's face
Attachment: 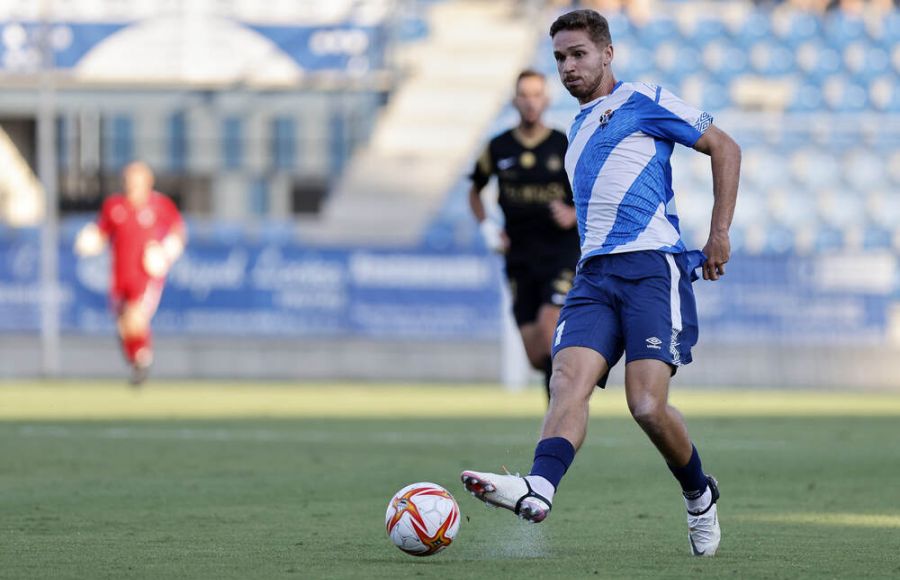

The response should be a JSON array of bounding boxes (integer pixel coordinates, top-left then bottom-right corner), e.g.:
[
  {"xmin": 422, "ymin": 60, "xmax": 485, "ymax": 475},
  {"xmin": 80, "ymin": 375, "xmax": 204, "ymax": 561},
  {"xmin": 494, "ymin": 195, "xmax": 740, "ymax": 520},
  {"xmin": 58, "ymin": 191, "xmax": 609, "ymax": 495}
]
[
  {"xmin": 513, "ymin": 75, "xmax": 549, "ymax": 126},
  {"xmin": 552, "ymin": 29, "xmax": 613, "ymax": 103},
  {"xmin": 123, "ymin": 163, "xmax": 154, "ymax": 205}
]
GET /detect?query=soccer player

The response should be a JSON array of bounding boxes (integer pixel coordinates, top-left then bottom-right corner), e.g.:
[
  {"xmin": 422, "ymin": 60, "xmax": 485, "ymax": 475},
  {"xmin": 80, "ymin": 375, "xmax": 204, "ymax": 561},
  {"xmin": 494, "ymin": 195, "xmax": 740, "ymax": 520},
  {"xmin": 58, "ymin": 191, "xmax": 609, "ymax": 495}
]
[
  {"xmin": 469, "ymin": 69, "xmax": 582, "ymax": 398},
  {"xmin": 74, "ymin": 161, "xmax": 186, "ymax": 385},
  {"xmin": 461, "ymin": 10, "xmax": 741, "ymax": 557}
]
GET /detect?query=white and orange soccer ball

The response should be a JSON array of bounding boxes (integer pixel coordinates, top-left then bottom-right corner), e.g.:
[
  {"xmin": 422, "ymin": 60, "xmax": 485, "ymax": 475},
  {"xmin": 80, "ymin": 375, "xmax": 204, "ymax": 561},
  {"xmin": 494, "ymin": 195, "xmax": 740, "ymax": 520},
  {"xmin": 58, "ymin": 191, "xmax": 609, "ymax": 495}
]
[{"xmin": 385, "ymin": 482, "xmax": 461, "ymax": 557}]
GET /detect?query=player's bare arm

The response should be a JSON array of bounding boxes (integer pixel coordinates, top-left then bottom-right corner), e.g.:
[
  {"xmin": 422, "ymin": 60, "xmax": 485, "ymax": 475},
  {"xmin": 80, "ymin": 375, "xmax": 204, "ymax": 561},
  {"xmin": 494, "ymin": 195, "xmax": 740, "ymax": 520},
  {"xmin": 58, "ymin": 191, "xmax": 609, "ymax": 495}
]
[
  {"xmin": 549, "ymin": 199, "xmax": 577, "ymax": 229},
  {"xmin": 467, "ymin": 183, "xmax": 487, "ymax": 223},
  {"xmin": 468, "ymin": 183, "xmax": 509, "ymax": 253},
  {"xmin": 74, "ymin": 222, "xmax": 108, "ymax": 257},
  {"xmin": 142, "ymin": 217, "xmax": 187, "ymax": 278},
  {"xmin": 693, "ymin": 125, "xmax": 741, "ymax": 281}
]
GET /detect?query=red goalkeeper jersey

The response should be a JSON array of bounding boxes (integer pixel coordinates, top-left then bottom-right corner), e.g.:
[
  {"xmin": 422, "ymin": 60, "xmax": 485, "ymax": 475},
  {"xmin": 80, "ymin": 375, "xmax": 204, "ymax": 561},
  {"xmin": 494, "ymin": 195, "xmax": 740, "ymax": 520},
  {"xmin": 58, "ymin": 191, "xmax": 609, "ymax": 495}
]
[{"xmin": 97, "ymin": 192, "xmax": 183, "ymax": 291}]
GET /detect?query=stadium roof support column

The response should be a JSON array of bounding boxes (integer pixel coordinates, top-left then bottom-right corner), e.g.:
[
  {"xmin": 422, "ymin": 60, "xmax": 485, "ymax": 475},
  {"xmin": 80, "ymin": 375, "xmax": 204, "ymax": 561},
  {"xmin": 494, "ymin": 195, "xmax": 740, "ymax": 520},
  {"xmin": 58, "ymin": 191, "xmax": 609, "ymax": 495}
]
[{"xmin": 38, "ymin": 17, "xmax": 60, "ymax": 378}]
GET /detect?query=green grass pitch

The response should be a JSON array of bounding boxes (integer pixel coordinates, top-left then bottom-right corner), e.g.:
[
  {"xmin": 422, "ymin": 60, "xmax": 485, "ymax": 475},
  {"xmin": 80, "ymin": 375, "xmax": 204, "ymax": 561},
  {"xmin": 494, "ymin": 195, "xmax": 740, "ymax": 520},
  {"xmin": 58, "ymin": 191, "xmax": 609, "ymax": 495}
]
[{"xmin": 2, "ymin": 382, "xmax": 900, "ymax": 579}]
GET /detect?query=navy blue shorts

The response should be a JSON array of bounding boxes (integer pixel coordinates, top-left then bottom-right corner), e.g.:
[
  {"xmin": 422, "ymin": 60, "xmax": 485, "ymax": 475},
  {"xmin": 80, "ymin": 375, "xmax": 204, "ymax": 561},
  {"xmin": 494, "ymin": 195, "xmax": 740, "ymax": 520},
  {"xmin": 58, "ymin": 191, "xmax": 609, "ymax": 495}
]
[{"xmin": 551, "ymin": 250, "xmax": 699, "ymax": 371}]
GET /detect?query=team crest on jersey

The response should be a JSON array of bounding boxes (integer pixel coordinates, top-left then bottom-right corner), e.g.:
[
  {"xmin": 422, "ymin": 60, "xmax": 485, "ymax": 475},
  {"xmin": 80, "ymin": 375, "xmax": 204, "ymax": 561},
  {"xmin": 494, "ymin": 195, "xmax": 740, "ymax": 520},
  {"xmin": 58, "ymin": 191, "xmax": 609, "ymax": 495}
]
[
  {"xmin": 137, "ymin": 207, "xmax": 157, "ymax": 228},
  {"xmin": 598, "ymin": 109, "xmax": 614, "ymax": 127},
  {"xmin": 546, "ymin": 155, "xmax": 562, "ymax": 172},
  {"xmin": 519, "ymin": 151, "xmax": 536, "ymax": 169}
]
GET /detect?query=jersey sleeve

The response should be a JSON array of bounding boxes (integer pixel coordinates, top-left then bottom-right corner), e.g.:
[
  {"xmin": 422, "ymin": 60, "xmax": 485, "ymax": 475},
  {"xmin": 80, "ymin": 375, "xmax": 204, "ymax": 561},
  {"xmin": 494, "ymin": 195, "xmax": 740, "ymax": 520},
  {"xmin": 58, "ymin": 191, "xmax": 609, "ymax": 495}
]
[
  {"xmin": 636, "ymin": 86, "xmax": 713, "ymax": 148},
  {"xmin": 96, "ymin": 198, "xmax": 115, "ymax": 236},
  {"xmin": 469, "ymin": 142, "xmax": 494, "ymax": 189}
]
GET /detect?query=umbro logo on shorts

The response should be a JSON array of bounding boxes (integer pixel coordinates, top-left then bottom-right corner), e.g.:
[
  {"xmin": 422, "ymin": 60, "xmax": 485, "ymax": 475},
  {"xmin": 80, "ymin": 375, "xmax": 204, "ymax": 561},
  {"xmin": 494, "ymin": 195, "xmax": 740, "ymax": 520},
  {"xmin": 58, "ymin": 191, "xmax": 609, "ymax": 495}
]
[{"xmin": 645, "ymin": 336, "xmax": 662, "ymax": 350}]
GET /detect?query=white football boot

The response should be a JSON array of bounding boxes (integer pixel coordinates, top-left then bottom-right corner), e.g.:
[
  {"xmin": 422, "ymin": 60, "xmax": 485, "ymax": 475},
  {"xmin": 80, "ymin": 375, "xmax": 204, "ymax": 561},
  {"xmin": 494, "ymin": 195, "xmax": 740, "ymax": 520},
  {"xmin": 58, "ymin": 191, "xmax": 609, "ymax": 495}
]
[
  {"xmin": 460, "ymin": 470, "xmax": 551, "ymax": 523},
  {"xmin": 687, "ymin": 475, "xmax": 721, "ymax": 557}
]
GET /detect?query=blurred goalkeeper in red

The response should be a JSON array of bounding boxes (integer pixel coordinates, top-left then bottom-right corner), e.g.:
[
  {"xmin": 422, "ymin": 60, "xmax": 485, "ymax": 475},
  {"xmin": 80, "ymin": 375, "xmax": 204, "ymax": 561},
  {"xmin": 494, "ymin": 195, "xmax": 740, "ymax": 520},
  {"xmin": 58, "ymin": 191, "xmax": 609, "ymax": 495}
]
[{"xmin": 74, "ymin": 161, "xmax": 186, "ymax": 385}]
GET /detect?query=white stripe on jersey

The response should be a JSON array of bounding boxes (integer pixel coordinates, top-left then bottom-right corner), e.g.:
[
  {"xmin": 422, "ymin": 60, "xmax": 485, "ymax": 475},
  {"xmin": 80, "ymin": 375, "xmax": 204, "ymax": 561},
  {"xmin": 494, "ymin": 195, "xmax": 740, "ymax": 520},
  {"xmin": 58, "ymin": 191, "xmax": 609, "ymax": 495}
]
[
  {"xmin": 564, "ymin": 82, "xmax": 712, "ymax": 264},
  {"xmin": 585, "ymin": 133, "xmax": 659, "ymax": 253}
]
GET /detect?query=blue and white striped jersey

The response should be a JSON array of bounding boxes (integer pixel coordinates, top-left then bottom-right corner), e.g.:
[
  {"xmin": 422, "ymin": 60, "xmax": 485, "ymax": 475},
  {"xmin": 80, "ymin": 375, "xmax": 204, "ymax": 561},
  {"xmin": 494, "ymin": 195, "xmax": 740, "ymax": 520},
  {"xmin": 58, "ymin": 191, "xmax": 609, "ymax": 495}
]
[{"xmin": 565, "ymin": 81, "xmax": 713, "ymax": 264}]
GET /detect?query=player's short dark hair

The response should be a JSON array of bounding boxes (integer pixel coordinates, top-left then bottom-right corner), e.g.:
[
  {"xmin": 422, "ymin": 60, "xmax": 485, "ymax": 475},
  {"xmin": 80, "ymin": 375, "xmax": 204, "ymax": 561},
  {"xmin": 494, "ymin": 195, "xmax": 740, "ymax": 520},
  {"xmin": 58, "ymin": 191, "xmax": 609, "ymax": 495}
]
[
  {"xmin": 516, "ymin": 69, "xmax": 545, "ymax": 88},
  {"xmin": 549, "ymin": 9, "xmax": 612, "ymax": 47}
]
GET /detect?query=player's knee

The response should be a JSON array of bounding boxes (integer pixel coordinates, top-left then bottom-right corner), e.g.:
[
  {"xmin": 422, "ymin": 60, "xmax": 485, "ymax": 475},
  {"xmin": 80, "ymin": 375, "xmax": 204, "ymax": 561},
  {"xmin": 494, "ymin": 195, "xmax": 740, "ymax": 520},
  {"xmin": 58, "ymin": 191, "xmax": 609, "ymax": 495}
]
[
  {"xmin": 548, "ymin": 362, "xmax": 591, "ymax": 402},
  {"xmin": 120, "ymin": 310, "xmax": 148, "ymax": 337},
  {"xmin": 628, "ymin": 396, "xmax": 666, "ymax": 429}
]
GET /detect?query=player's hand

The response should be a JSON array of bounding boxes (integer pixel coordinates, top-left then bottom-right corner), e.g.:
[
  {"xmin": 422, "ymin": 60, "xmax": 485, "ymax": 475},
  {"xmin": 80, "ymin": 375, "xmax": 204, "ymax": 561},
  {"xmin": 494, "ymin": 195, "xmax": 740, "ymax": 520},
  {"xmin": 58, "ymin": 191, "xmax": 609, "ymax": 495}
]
[
  {"xmin": 74, "ymin": 223, "xmax": 105, "ymax": 257},
  {"xmin": 479, "ymin": 220, "xmax": 509, "ymax": 254},
  {"xmin": 701, "ymin": 230, "xmax": 730, "ymax": 281},
  {"xmin": 142, "ymin": 234, "xmax": 185, "ymax": 278},
  {"xmin": 549, "ymin": 200, "xmax": 577, "ymax": 230},
  {"xmin": 142, "ymin": 241, "xmax": 170, "ymax": 278}
]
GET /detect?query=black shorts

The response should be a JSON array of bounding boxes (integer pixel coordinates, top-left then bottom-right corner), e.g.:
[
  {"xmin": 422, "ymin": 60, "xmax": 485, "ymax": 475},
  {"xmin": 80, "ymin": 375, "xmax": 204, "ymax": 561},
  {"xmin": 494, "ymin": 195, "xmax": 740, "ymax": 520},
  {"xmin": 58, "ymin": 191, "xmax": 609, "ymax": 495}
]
[{"xmin": 505, "ymin": 254, "xmax": 577, "ymax": 326}]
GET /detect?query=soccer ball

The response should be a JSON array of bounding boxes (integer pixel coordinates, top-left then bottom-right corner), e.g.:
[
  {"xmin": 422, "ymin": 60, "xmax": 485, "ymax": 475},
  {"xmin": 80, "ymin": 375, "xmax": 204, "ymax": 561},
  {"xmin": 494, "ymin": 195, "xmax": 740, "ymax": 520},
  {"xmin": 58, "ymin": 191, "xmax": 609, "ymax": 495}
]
[{"xmin": 385, "ymin": 482, "xmax": 461, "ymax": 556}]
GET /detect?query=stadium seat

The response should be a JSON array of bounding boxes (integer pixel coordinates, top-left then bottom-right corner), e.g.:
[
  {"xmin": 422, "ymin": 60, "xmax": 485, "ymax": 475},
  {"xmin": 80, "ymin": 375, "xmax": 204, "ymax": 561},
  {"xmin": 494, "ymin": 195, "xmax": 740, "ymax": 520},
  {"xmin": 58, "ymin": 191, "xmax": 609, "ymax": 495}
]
[
  {"xmin": 818, "ymin": 190, "xmax": 866, "ymax": 229},
  {"xmin": 814, "ymin": 225, "xmax": 845, "ymax": 252},
  {"xmin": 844, "ymin": 43, "xmax": 891, "ymax": 82},
  {"xmin": 801, "ymin": 44, "xmax": 844, "ymax": 82},
  {"xmin": 824, "ymin": 12, "xmax": 867, "ymax": 49},
  {"xmin": 765, "ymin": 223, "xmax": 796, "ymax": 254},
  {"xmin": 843, "ymin": 148, "xmax": 886, "ymax": 193},
  {"xmin": 882, "ymin": 12, "xmax": 900, "ymax": 46},
  {"xmin": 616, "ymin": 42, "xmax": 656, "ymax": 79},
  {"xmin": 870, "ymin": 190, "xmax": 900, "ymax": 228},
  {"xmin": 702, "ymin": 41, "xmax": 749, "ymax": 84},
  {"xmin": 741, "ymin": 222, "xmax": 768, "ymax": 255},
  {"xmin": 787, "ymin": 87, "xmax": 820, "ymax": 113},
  {"xmin": 789, "ymin": 148, "xmax": 841, "ymax": 192},
  {"xmin": 769, "ymin": 189, "xmax": 817, "ymax": 230},
  {"xmin": 730, "ymin": 188, "xmax": 766, "ymax": 231},
  {"xmin": 732, "ymin": 10, "xmax": 772, "ymax": 47},
  {"xmin": 680, "ymin": 16, "xmax": 729, "ymax": 49},
  {"xmin": 888, "ymin": 152, "xmax": 900, "ymax": 185},
  {"xmin": 863, "ymin": 225, "xmax": 893, "ymax": 250},
  {"xmin": 744, "ymin": 149, "xmax": 789, "ymax": 192},
  {"xmin": 654, "ymin": 42, "xmax": 700, "ymax": 79},
  {"xmin": 771, "ymin": 10, "xmax": 821, "ymax": 48},
  {"xmin": 870, "ymin": 76, "xmax": 900, "ymax": 112},
  {"xmin": 395, "ymin": 16, "xmax": 430, "ymax": 43},
  {"xmin": 749, "ymin": 40, "xmax": 794, "ymax": 76},
  {"xmin": 822, "ymin": 76, "xmax": 869, "ymax": 112},
  {"xmin": 606, "ymin": 13, "xmax": 632, "ymax": 41},
  {"xmin": 633, "ymin": 17, "xmax": 679, "ymax": 49}
]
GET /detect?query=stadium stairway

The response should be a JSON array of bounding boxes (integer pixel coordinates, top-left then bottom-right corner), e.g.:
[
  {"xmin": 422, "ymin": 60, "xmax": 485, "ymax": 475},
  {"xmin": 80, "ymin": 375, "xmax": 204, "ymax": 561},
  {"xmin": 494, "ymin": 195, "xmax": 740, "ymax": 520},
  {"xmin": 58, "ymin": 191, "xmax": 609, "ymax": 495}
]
[
  {"xmin": 296, "ymin": 0, "xmax": 537, "ymax": 246},
  {"xmin": 0, "ymin": 126, "xmax": 43, "ymax": 227}
]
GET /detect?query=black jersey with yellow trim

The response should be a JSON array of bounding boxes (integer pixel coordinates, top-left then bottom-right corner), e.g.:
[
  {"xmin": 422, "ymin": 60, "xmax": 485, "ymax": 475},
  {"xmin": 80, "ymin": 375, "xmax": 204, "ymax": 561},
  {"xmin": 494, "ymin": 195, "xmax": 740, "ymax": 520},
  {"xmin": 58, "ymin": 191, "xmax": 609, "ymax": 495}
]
[{"xmin": 471, "ymin": 127, "xmax": 580, "ymax": 262}]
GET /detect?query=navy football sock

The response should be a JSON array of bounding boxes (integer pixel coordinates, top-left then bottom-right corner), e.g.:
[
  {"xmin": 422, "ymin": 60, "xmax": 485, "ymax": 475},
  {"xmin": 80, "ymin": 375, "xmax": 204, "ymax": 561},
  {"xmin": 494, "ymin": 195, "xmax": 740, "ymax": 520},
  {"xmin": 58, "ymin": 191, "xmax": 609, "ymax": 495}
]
[
  {"xmin": 667, "ymin": 444, "xmax": 708, "ymax": 497},
  {"xmin": 529, "ymin": 437, "xmax": 576, "ymax": 490}
]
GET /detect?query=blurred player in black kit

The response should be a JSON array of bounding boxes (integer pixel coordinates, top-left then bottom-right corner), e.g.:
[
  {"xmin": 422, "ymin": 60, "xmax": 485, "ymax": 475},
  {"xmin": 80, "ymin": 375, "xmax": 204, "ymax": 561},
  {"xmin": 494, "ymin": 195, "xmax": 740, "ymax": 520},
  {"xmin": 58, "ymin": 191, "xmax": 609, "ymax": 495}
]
[{"xmin": 469, "ymin": 69, "xmax": 584, "ymax": 399}]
